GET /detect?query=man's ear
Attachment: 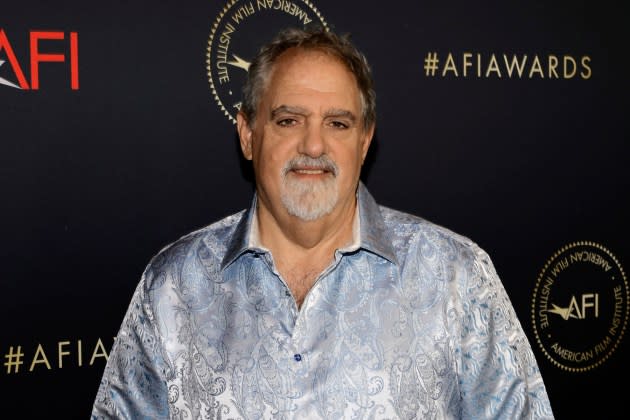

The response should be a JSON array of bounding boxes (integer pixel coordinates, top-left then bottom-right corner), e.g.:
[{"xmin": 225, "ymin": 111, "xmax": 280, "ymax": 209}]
[{"xmin": 237, "ymin": 111, "xmax": 253, "ymax": 161}]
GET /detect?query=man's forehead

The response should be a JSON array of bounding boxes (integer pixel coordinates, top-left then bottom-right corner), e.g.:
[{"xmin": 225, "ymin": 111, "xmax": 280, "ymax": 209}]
[
  {"xmin": 251, "ymin": 48, "xmax": 363, "ymax": 123},
  {"xmin": 269, "ymin": 48, "xmax": 356, "ymax": 85},
  {"xmin": 275, "ymin": 46, "xmax": 342, "ymax": 66}
]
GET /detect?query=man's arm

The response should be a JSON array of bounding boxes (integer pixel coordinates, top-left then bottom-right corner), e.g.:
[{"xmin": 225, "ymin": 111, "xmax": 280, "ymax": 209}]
[
  {"xmin": 458, "ymin": 245, "xmax": 554, "ymax": 419},
  {"xmin": 91, "ymin": 276, "xmax": 169, "ymax": 419}
]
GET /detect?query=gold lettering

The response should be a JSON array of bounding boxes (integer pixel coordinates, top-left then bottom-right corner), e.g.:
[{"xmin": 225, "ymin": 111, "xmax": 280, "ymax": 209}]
[
  {"xmin": 567, "ymin": 295, "xmax": 582, "ymax": 319},
  {"xmin": 570, "ymin": 251, "xmax": 612, "ymax": 271},
  {"xmin": 463, "ymin": 52, "xmax": 473, "ymax": 77},
  {"xmin": 529, "ymin": 55, "xmax": 544, "ymax": 78},
  {"xmin": 550, "ymin": 257, "xmax": 568, "ymax": 278},
  {"xmin": 551, "ymin": 342, "xmax": 593, "ymax": 362},
  {"xmin": 442, "ymin": 53, "xmax": 458, "ymax": 77},
  {"xmin": 580, "ymin": 56, "xmax": 592, "ymax": 79},
  {"xmin": 256, "ymin": 0, "xmax": 274, "ymax": 10},
  {"xmin": 422, "ymin": 52, "xmax": 592, "ymax": 80},
  {"xmin": 594, "ymin": 335, "xmax": 612, "ymax": 354},
  {"xmin": 58, "ymin": 341, "xmax": 71, "ymax": 368},
  {"xmin": 232, "ymin": 2, "xmax": 255, "ymax": 24},
  {"xmin": 548, "ymin": 55, "xmax": 559, "ymax": 78},
  {"xmin": 477, "ymin": 53, "xmax": 482, "ymax": 77},
  {"xmin": 29, "ymin": 344, "xmax": 52, "ymax": 371},
  {"xmin": 563, "ymin": 55, "xmax": 577, "ymax": 78},
  {"xmin": 609, "ymin": 286, "xmax": 624, "ymax": 336},
  {"xmin": 89, "ymin": 338, "xmax": 109, "ymax": 365},
  {"xmin": 503, "ymin": 54, "xmax": 527, "ymax": 78},
  {"xmin": 538, "ymin": 276, "xmax": 554, "ymax": 329},
  {"xmin": 219, "ymin": 22, "xmax": 235, "ymax": 44},
  {"xmin": 216, "ymin": 22, "xmax": 236, "ymax": 85},
  {"xmin": 295, "ymin": 7, "xmax": 311, "ymax": 24},
  {"xmin": 485, "ymin": 54, "xmax": 501, "ymax": 78}
]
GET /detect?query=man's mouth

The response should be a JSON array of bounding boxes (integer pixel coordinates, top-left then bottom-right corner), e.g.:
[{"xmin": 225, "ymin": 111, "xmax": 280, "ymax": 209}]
[
  {"xmin": 292, "ymin": 168, "xmax": 329, "ymax": 175},
  {"xmin": 283, "ymin": 156, "xmax": 338, "ymax": 177}
]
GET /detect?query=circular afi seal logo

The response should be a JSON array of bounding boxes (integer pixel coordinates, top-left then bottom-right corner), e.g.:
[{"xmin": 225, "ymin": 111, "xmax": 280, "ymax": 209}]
[
  {"xmin": 531, "ymin": 241, "xmax": 629, "ymax": 372},
  {"xmin": 206, "ymin": 0, "xmax": 328, "ymax": 124}
]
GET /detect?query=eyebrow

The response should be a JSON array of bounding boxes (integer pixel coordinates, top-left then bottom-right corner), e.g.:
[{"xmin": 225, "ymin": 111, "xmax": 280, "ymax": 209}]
[
  {"xmin": 270, "ymin": 105, "xmax": 309, "ymax": 120},
  {"xmin": 270, "ymin": 105, "xmax": 357, "ymax": 123},
  {"xmin": 323, "ymin": 108, "xmax": 357, "ymax": 123}
]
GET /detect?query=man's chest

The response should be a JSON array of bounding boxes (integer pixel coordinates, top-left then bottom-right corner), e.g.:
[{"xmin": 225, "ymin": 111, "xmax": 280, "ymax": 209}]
[{"xmin": 159, "ymin": 255, "xmax": 460, "ymax": 419}]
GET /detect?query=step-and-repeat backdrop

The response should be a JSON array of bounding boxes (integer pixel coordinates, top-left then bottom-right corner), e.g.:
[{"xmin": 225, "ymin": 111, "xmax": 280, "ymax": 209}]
[{"xmin": 2, "ymin": 1, "xmax": 628, "ymax": 418}]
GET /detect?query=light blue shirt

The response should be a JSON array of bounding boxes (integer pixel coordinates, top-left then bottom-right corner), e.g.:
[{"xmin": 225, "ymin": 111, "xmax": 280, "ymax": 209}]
[{"xmin": 92, "ymin": 183, "xmax": 554, "ymax": 419}]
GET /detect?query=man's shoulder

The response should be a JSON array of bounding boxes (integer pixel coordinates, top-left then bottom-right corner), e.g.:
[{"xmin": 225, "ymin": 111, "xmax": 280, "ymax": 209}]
[
  {"xmin": 141, "ymin": 209, "xmax": 247, "ymax": 284},
  {"xmin": 377, "ymin": 204, "xmax": 480, "ymax": 258}
]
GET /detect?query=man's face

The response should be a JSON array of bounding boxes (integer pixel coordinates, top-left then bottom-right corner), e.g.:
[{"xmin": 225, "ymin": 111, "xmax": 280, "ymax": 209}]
[{"xmin": 237, "ymin": 48, "xmax": 373, "ymax": 223}]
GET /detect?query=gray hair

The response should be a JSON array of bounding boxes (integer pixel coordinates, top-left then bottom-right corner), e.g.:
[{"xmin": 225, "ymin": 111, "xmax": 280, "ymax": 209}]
[{"xmin": 240, "ymin": 26, "xmax": 376, "ymax": 131}]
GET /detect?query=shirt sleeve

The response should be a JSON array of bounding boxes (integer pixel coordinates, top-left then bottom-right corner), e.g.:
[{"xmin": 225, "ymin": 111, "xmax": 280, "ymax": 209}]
[
  {"xmin": 91, "ymin": 274, "xmax": 170, "ymax": 420},
  {"xmin": 458, "ymin": 244, "xmax": 555, "ymax": 419}
]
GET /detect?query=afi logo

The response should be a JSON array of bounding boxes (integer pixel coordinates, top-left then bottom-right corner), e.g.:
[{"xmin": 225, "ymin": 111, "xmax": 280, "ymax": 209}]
[
  {"xmin": 0, "ymin": 29, "xmax": 79, "ymax": 90},
  {"xmin": 548, "ymin": 293, "xmax": 599, "ymax": 320}
]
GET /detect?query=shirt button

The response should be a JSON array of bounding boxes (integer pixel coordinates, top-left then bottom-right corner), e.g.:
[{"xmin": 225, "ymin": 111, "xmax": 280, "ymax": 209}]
[
  {"xmin": 285, "ymin": 291, "xmax": 291, "ymax": 297},
  {"xmin": 293, "ymin": 353, "xmax": 302, "ymax": 362}
]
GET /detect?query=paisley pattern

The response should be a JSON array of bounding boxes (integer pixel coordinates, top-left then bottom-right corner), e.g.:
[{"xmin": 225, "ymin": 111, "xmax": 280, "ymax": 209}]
[{"xmin": 91, "ymin": 183, "xmax": 554, "ymax": 419}]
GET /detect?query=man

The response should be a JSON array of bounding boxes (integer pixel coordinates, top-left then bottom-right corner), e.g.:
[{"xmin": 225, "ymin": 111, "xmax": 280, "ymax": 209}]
[{"xmin": 92, "ymin": 27, "xmax": 554, "ymax": 419}]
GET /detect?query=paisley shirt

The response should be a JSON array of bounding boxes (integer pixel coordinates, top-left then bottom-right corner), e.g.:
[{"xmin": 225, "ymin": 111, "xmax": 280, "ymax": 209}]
[{"xmin": 91, "ymin": 183, "xmax": 554, "ymax": 419}]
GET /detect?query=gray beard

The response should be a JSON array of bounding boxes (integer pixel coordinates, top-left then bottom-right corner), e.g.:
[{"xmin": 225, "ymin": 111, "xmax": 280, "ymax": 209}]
[{"xmin": 280, "ymin": 155, "xmax": 339, "ymax": 221}]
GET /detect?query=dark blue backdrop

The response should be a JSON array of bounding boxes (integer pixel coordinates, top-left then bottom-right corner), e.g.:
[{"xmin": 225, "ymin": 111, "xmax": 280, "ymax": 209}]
[{"xmin": 1, "ymin": 1, "xmax": 628, "ymax": 418}]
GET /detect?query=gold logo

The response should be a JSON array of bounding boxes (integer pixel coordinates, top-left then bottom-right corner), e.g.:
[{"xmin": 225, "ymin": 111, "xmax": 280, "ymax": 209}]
[
  {"xmin": 531, "ymin": 241, "xmax": 628, "ymax": 372},
  {"xmin": 206, "ymin": 0, "xmax": 328, "ymax": 124}
]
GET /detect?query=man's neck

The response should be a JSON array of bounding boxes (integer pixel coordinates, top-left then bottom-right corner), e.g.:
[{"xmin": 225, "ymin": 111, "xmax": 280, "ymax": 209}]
[{"xmin": 254, "ymin": 195, "xmax": 357, "ymax": 307}]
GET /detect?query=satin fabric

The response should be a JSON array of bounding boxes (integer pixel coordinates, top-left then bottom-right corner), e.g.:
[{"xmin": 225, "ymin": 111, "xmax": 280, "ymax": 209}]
[{"xmin": 92, "ymin": 183, "xmax": 554, "ymax": 419}]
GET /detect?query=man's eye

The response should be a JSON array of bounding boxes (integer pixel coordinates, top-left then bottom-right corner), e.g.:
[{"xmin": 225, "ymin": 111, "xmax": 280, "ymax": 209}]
[
  {"xmin": 277, "ymin": 118, "xmax": 297, "ymax": 127},
  {"xmin": 330, "ymin": 121, "xmax": 349, "ymax": 129}
]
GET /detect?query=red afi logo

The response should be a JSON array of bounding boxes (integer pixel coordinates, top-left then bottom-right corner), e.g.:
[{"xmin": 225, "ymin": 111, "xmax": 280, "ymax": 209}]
[{"xmin": 0, "ymin": 29, "xmax": 79, "ymax": 90}]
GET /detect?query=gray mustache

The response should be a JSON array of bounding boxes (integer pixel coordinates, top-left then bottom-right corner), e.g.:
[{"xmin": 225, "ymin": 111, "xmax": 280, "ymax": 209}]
[{"xmin": 283, "ymin": 155, "xmax": 338, "ymax": 177}]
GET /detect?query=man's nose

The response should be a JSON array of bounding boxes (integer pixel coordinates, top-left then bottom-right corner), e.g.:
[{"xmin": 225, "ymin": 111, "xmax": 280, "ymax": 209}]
[{"xmin": 298, "ymin": 122, "xmax": 326, "ymax": 157}]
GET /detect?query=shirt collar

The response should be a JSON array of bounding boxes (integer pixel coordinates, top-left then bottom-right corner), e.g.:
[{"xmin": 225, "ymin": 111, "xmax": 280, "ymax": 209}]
[
  {"xmin": 355, "ymin": 182, "xmax": 398, "ymax": 264},
  {"xmin": 220, "ymin": 181, "xmax": 397, "ymax": 270},
  {"xmin": 221, "ymin": 195, "xmax": 259, "ymax": 270}
]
